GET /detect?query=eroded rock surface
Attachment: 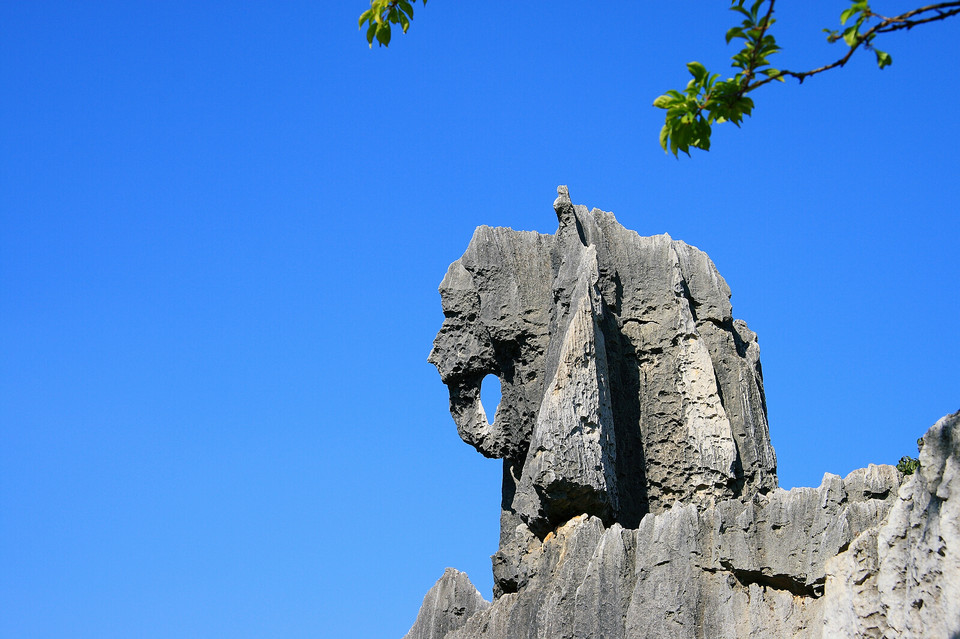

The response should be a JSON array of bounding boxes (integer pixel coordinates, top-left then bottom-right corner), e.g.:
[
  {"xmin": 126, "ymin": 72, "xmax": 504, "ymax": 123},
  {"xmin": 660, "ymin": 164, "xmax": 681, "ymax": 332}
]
[
  {"xmin": 409, "ymin": 188, "xmax": 958, "ymax": 638},
  {"xmin": 428, "ymin": 187, "xmax": 776, "ymax": 558},
  {"xmin": 403, "ymin": 568, "xmax": 490, "ymax": 639},
  {"xmin": 433, "ymin": 465, "xmax": 901, "ymax": 639},
  {"xmin": 823, "ymin": 411, "xmax": 960, "ymax": 638}
]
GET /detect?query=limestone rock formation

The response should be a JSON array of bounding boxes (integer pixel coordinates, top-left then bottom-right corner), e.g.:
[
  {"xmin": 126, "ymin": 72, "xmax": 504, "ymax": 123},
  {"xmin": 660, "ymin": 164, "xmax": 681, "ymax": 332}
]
[
  {"xmin": 823, "ymin": 411, "xmax": 960, "ymax": 638},
  {"xmin": 404, "ymin": 568, "xmax": 490, "ymax": 639},
  {"xmin": 411, "ymin": 188, "xmax": 959, "ymax": 638}
]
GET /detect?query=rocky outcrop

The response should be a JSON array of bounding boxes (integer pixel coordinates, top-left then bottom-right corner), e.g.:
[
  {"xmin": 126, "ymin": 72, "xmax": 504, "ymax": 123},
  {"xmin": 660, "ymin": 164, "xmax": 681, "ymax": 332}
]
[
  {"xmin": 411, "ymin": 188, "xmax": 959, "ymax": 638},
  {"xmin": 823, "ymin": 411, "xmax": 960, "ymax": 638},
  {"xmin": 439, "ymin": 464, "xmax": 904, "ymax": 639},
  {"xmin": 428, "ymin": 187, "xmax": 776, "ymax": 590},
  {"xmin": 403, "ymin": 568, "xmax": 490, "ymax": 639}
]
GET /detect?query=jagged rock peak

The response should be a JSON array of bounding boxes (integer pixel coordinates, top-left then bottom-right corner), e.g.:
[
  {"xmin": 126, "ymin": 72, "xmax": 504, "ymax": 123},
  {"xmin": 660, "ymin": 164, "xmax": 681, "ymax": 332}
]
[
  {"xmin": 428, "ymin": 187, "xmax": 776, "ymax": 542},
  {"xmin": 403, "ymin": 568, "xmax": 490, "ymax": 639}
]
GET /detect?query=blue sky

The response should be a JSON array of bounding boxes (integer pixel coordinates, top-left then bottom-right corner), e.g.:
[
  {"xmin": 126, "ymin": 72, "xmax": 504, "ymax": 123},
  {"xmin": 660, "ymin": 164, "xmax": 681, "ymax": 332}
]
[{"xmin": 2, "ymin": 2, "xmax": 957, "ymax": 637}]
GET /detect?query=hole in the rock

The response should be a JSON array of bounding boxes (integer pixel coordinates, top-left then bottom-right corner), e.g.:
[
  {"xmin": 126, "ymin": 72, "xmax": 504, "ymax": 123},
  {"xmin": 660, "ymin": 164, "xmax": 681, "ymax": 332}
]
[{"xmin": 480, "ymin": 374, "xmax": 501, "ymax": 425}]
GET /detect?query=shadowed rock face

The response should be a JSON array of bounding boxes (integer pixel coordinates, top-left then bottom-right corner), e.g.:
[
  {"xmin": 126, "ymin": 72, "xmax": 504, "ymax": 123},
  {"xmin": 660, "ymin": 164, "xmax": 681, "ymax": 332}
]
[{"xmin": 410, "ymin": 188, "xmax": 958, "ymax": 638}]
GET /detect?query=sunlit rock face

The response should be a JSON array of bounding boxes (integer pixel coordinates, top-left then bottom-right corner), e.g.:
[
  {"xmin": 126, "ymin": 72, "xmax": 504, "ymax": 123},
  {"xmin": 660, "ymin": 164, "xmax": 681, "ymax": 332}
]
[
  {"xmin": 823, "ymin": 411, "xmax": 960, "ymax": 639},
  {"xmin": 403, "ymin": 568, "xmax": 489, "ymax": 639},
  {"xmin": 410, "ymin": 188, "xmax": 958, "ymax": 638}
]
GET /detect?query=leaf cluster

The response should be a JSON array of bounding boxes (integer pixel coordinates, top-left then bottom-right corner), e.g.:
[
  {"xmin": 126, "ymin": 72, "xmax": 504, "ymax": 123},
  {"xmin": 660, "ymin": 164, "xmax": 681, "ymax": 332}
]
[
  {"xmin": 895, "ymin": 437, "xmax": 926, "ymax": 475},
  {"xmin": 896, "ymin": 455, "xmax": 921, "ymax": 475},
  {"xmin": 358, "ymin": 0, "xmax": 425, "ymax": 48},
  {"xmin": 652, "ymin": 63, "xmax": 754, "ymax": 156},
  {"xmin": 652, "ymin": 0, "xmax": 951, "ymax": 156},
  {"xmin": 653, "ymin": 0, "xmax": 780, "ymax": 157},
  {"xmin": 356, "ymin": 0, "xmax": 959, "ymax": 154},
  {"xmin": 823, "ymin": 2, "xmax": 893, "ymax": 69}
]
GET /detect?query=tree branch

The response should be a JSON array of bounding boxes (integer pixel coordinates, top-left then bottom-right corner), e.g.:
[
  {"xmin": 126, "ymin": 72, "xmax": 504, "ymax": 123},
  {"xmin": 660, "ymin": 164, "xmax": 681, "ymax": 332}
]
[
  {"xmin": 739, "ymin": 0, "xmax": 778, "ymax": 83},
  {"xmin": 655, "ymin": 0, "xmax": 960, "ymax": 155},
  {"xmin": 875, "ymin": 5, "xmax": 960, "ymax": 32},
  {"xmin": 747, "ymin": 1, "xmax": 960, "ymax": 91}
]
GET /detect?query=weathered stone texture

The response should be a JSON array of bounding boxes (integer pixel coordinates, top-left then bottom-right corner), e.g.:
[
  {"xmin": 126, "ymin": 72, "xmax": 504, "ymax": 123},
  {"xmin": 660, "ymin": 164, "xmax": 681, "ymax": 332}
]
[
  {"xmin": 408, "ymin": 188, "xmax": 958, "ymax": 638},
  {"xmin": 823, "ymin": 410, "xmax": 960, "ymax": 638},
  {"xmin": 435, "ymin": 464, "xmax": 899, "ymax": 639},
  {"xmin": 427, "ymin": 188, "xmax": 777, "ymax": 579},
  {"xmin": 403, "ymin": 568, "xmax": 490, "ymax": 639}
]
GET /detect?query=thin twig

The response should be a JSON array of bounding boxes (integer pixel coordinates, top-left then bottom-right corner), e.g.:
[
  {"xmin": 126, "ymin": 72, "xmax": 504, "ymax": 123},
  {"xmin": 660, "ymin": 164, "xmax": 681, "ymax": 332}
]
[
  {"xmin": 876, "ymin": 6, "xmax": 960, "ymax": 31},
  {"xmin": 875, "ymin": 1, "xmax": 960, "ymax": 25}
]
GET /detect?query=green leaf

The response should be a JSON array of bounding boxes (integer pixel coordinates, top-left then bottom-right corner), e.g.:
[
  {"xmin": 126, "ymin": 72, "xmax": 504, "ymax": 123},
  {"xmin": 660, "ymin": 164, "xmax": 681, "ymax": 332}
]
[
  {"xmin": 687, "ymin": 61, "xmax": 708, "ymax": 82},
  {"xmin": 399, "ymin": 10, "xmax": 409, "ymax": 32},
  {"xmin": 698, "ymin": 132, "xmax": 711, "ymax": 151},
  {"xmin": 366, "ymin": 20, "xmax": 378, "ymax": 46},
  {"xmin": 840, "ymin": 6, "xmax": 859, "ymax": 25},
  {"xmin": 725, "ymin": 26, "xmax": 744, "ymax": 44},
  {"xmin": 359, "ymin": 9, "xmax": 372, "ymax": 28},
  {"xmin": 376, "ymin": 22, "xmax": 391, "ymax": 46},
  {"xmin": 399, "ymin": 0, "xmax": 414, "ymax": 18},
  {"xmin": 875, "ymin": 48, "xmax": 892, "ymax": 69},
  {"xmin": 842, "ymin": 26, "xmax": 859, "ymax": 47},
  {"xmin": 653, "ymin": 94, "xmax": 676, "ymax": 109},
  {"xmin": 732, "ymin": 5, "xmax": 753, "ymax": 21}
]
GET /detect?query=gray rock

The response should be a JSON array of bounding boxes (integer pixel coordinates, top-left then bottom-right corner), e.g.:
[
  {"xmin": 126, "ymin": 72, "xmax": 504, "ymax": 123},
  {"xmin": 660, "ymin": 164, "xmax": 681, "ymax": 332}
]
[
  {"xmin": 411, "ymin": 189, "xmax": 957, "ymax": 638},
  {"xmin": 428, "ymin": 188, "xmax": 777, "ymax": 596},
  {"xmin": 435, "ymin": 464, "xmax": 899, "ymax": 639},
  {"xmin": 823, "ymin": 410, "xmax": 960, "ymax": 638},
  {"xmin": 403, "ymin": 568, "xmax": 490, "ymax": 639},
  {"xmin": 513, "ymin": 245, "xmax": 619, "ymax": 534}
]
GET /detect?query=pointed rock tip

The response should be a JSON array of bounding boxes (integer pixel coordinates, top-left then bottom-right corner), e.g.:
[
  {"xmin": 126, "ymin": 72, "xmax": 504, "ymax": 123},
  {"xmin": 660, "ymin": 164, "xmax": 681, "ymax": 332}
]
[{"xmin": 553, "ymin": 185, "xmax": 576, "ymax": 229}]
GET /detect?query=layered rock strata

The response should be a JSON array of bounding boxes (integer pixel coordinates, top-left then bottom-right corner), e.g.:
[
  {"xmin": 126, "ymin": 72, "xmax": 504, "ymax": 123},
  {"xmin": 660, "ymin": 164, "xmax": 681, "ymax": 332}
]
[{"xmin": 411, "ymin": 188, "xmax": 959, "ymax": 638}]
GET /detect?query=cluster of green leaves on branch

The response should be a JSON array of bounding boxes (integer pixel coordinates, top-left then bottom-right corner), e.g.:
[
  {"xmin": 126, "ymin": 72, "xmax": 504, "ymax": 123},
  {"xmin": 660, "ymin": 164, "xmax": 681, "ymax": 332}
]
[
  {"xmin": 356, "ymin": 0, "xmax": 958, "ymax": 155},
  {"xmin": 654, "ymin": 0, "xmax": 960, "ymax": 156},
  {"xmin": 358, "ymin": 0, "xmax": 426, "ymax": 47}
]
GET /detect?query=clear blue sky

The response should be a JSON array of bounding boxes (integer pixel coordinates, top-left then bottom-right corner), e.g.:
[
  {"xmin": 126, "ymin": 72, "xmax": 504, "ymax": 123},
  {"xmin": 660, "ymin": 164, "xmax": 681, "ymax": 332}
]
[{"xmin": 2, "ymin": 3, "xmax": 957, "ymax": 637}]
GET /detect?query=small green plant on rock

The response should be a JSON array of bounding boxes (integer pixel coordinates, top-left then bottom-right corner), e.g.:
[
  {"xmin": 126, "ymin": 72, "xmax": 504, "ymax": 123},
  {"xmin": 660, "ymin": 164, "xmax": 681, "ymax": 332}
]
[
  {"xmin": 896, "ymin": 437, "xmax": 924, "ymax": 475},
  {"xmin": 897, "ymin": 455, "xmax": 920, "ymax": 475}
]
